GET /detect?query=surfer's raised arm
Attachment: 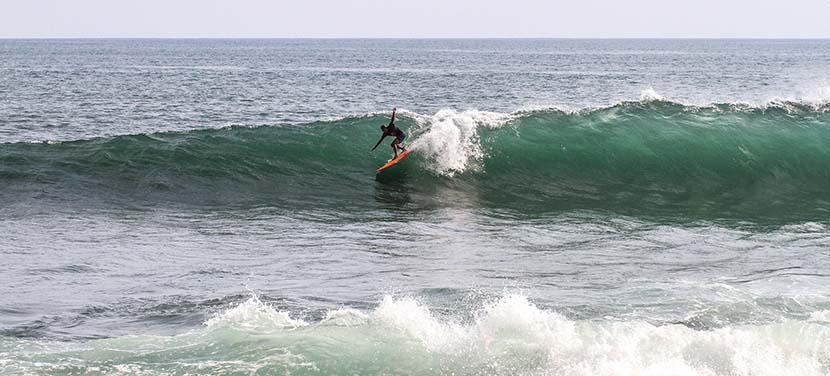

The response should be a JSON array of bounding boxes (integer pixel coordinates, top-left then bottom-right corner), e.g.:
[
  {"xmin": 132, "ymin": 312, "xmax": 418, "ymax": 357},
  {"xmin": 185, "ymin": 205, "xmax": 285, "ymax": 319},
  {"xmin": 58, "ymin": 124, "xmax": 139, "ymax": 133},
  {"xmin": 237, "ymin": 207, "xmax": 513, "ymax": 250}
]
[{"xmin": 373, "ymin": 108, "xmax": 397, "ymax": 151}]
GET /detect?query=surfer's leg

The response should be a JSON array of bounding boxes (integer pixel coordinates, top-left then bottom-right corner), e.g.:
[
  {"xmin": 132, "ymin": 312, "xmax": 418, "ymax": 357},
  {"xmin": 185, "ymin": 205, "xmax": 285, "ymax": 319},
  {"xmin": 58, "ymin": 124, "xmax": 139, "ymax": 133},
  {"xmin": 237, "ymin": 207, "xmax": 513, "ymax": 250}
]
[
  {"xmin": 391, "ymin": 140, "xmax": 399, "ymax": 159},
  {"xmin": 397, "ymin": 135, "xmax": 406, "ymax": 151}
]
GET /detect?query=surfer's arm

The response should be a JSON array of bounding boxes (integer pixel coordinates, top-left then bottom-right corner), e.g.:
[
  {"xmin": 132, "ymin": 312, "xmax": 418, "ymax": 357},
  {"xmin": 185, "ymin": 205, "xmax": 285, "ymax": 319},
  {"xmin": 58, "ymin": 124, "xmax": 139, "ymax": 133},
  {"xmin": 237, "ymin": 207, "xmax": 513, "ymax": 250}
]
[
  {"xmin": 372, "ymin": 134, "xmax": 387, "ymax": 151},
  {"xmin": 389, "ymin": 108, "xmax": 396, "ymax": 125}
]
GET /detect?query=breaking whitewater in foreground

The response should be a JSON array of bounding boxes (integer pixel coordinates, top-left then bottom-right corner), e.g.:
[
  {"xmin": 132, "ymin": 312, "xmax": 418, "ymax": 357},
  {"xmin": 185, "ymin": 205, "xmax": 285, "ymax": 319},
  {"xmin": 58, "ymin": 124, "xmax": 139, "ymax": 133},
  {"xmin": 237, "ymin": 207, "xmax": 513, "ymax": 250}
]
[{"xmin": 4, "ymin": 292, "xmax": 830, "ymax": 375}]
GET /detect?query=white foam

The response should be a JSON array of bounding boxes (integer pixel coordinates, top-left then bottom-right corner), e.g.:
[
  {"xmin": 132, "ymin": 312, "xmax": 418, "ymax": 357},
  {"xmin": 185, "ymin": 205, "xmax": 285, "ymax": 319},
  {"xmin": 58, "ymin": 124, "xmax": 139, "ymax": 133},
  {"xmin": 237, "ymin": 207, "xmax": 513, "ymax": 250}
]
[
  {"xmin": 365, "ymin": 294, "xmax": 830, "ymax": 375},
  {"xmin": 809, "ymin": 310, "xmax": 830, "ymax": 323},
  {"xmin": 640, "ymin": 87, "xmax": 666, "ymax": 102},
  {"xmin": 409, "ymin": 109, "xmax": 512, "ymax": 175},
  {"xmin": 204, "ymin": 294, "xmax": 306, "ymax": 329},
  {"xmin": 372, "ymin": 295, "xmax": 469, "ymax": 351}
]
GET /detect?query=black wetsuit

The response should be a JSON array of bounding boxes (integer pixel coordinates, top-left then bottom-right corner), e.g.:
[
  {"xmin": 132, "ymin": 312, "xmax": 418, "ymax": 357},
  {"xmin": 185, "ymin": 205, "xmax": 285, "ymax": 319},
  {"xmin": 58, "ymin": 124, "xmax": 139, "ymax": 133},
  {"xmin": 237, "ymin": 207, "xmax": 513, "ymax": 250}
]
[{"xmin": 387, "ymin": 122, "xmax": 406, "ymax": 142}]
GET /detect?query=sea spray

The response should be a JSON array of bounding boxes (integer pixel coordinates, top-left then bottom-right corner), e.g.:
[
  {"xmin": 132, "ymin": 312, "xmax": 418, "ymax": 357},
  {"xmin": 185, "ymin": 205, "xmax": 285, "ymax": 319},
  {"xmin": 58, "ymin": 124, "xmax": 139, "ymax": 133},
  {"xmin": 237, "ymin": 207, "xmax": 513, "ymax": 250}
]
[{"xmin": 410, "ymin": 109, "xmax": 513, "ymax": 175}]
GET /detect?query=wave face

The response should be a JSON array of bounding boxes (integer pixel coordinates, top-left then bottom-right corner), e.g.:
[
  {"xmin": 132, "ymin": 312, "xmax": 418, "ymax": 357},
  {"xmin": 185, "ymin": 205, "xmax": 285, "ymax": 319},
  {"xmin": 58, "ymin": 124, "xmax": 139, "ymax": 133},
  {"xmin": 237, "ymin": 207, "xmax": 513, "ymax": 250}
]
[
  {"xmin": 2, "ymin": 101, "xmax": 830, "ymax": 221},
  {"xmin": 3, "ymin": 293, "xmax": 829, "ymax": 375}
]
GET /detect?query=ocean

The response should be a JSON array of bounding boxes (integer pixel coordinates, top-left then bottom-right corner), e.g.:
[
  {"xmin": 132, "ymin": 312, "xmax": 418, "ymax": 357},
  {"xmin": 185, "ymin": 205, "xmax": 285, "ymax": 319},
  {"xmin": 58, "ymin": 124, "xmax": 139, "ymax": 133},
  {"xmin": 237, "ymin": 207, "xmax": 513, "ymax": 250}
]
[{"xmin": 1, "ymin": 39, "xmax": 830, "ymax": 375}]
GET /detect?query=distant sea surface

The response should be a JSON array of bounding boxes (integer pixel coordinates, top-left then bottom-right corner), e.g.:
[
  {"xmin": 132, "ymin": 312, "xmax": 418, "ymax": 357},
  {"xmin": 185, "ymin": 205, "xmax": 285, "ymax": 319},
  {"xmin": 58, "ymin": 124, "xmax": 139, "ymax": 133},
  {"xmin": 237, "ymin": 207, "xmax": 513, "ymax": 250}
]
[{"xmin": 2, "ymin": 39, "xmax": 830, "ymax": 375}]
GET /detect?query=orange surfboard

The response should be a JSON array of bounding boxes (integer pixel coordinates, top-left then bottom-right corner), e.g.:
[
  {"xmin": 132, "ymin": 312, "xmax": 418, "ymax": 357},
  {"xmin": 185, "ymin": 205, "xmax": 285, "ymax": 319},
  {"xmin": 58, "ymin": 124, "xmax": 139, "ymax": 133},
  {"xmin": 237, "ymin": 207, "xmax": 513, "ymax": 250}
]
[{"xmin": 377, "ymin": 149, "xmax": 412, "ymax": 172}]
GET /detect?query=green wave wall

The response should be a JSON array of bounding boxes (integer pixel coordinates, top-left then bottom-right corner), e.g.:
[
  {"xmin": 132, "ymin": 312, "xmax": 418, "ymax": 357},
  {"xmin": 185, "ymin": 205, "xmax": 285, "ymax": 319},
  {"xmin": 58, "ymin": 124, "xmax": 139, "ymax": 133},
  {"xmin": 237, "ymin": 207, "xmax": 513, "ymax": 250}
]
[{"xmin": 2, "ymin": 101, "xmax": 829, "ymax": 221}]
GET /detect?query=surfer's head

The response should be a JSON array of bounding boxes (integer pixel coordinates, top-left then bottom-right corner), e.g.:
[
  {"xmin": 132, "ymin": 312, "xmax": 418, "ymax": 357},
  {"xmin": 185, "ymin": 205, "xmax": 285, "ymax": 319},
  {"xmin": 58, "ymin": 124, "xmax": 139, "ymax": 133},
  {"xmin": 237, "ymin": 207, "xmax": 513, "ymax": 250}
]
[{"xmin": 380, "ymin": 125, "xmax": 387, "ymax": 132}]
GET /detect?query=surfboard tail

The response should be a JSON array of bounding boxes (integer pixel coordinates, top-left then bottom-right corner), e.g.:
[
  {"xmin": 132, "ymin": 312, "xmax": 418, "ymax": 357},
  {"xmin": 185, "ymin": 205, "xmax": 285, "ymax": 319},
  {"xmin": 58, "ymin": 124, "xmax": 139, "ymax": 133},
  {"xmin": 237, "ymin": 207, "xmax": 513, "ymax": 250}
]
[{"xmin": 377, "ymin": 149, "xmax": 412, "ymax": 172}]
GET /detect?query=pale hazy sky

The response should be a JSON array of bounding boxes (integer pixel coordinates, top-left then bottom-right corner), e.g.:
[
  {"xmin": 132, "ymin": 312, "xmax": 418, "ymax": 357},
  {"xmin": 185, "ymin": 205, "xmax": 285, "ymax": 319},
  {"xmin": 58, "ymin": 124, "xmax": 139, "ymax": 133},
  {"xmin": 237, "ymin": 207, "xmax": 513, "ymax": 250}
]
[{"xmin": 2, "ymin": 0, "xmax": 829, "ymax": 38}]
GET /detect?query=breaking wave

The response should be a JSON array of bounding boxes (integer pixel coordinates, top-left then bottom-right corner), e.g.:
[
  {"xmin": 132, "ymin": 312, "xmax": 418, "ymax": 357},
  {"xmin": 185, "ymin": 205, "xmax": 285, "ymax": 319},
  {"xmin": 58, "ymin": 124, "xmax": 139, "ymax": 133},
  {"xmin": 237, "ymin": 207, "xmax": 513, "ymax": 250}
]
[
  {"xmin": 3, "ymin": 99, "xmax": 830, "ymax": 221},
  {"xmin": 3, "ymin": 292, "xmax": 829, "ymax": 375}
]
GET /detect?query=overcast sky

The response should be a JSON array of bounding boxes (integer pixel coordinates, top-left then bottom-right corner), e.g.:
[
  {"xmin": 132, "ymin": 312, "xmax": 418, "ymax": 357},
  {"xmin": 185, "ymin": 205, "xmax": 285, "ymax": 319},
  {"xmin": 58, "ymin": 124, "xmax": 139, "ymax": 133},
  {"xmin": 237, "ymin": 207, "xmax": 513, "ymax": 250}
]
[{"xmin": 2, "ymin": 0, "xmax": 829, "ymax": 38}]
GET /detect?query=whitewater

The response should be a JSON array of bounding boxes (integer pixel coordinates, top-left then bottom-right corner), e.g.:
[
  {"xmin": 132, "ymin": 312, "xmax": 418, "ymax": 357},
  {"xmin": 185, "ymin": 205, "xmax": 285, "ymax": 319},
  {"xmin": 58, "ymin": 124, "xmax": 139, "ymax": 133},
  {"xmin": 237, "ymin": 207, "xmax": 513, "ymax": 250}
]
[{"xmin": 2, "ymin": 39, "xmax": 830, "ymax": 375}]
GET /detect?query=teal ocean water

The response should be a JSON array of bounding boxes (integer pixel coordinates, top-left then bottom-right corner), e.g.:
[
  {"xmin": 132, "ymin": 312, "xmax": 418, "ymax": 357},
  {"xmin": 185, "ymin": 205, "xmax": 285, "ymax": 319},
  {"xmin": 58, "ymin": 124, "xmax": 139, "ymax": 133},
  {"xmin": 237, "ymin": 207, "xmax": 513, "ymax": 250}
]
[{"xmin": 2, "ymin": 39, "xmax": 830, "ymax": 375}]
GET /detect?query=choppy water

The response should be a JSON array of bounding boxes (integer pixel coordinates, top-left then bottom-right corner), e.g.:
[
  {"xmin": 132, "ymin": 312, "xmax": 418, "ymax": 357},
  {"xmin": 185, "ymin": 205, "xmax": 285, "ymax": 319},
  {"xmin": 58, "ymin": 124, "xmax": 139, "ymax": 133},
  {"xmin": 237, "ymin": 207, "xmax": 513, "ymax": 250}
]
[{"xmin": 2, "ymin": 39, "xmax": 830, "ymax": 375}]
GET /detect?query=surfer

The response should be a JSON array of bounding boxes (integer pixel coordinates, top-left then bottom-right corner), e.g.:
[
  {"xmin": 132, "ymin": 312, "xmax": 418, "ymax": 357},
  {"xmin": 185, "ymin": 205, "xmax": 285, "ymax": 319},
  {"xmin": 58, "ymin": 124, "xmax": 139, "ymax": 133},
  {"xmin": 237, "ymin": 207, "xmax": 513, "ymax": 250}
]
[{"xmin": 372, "ymin": 108, "xmax": 406, "ymax": 159}]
